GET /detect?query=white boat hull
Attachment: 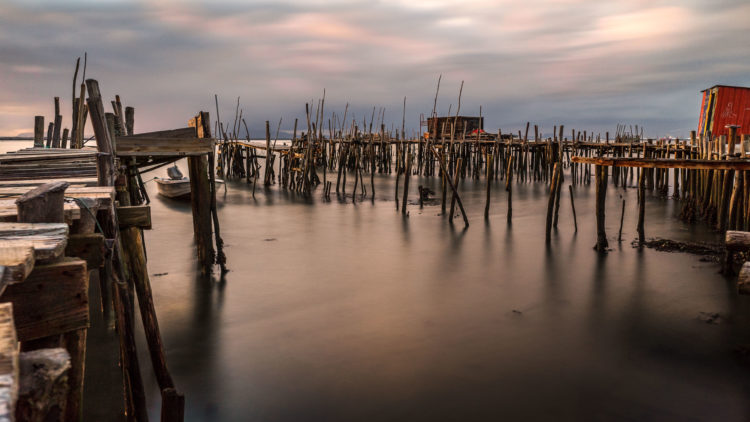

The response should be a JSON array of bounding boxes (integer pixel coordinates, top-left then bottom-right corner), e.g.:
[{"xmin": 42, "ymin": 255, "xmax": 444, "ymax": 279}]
[{"xmin": 155, "ymin": 178, "xmax": 224, "ymax": 199}]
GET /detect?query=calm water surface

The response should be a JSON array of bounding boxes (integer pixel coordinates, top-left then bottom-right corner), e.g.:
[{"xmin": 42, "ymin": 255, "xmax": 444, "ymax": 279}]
[{"xmin": 3, "ymin": 142, "xmax": 747, "ymax": 421}]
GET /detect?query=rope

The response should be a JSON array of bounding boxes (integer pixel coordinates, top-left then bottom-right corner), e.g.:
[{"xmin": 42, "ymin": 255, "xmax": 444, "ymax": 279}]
[{"xmin": 65, "ymin": 196, "xmax": 106, "ymax": 238}]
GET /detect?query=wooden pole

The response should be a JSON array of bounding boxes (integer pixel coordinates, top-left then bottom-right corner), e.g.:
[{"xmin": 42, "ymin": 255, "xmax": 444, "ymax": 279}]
[
  {"xmin": 568, "ymin": 185, "xmax": 577, "ymax": 232},
  {"xmin": 506, "ymin": 154, "xmax": 513, "ymax": 223},
  {"xmin": 52, "ymin": 97, "xmax": 62, "ymax": 148},
  {"xmin": 430, "ymin": 146, "xmax": 469, "ymax": 227},
  {"xmin": 34, "ymin": 116, "xmax": 44, "ymax": 148},
  {"xmin": 401, "ymin": 152, "xmax": 411, "ymax": 215},
  {"xmin": 484, "ymin": 154, "xmax": 492, "ymax": 219},
  {"xmin": 594, "ymin": 165, "xmax": 609, "ymax": 251},
  {"xmin": 618, "ymin": 199, "xmax": 625, "ymax": 242}
]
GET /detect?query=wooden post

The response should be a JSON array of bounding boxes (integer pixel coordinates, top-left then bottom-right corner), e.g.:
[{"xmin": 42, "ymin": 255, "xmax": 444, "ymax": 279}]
[
  {"xmin": 125, "ymin": 107, "xmax": 135, "ymax": 136},
  {"xmin": 52, "ymin": 97, "xmax": 62, "ymax": 148},
  {"xmin": 484, "ymin": 154, "xmax": 492, "ymax": 219},
  {"xmin": 545, "ymin": 163, "xmax": 559, "ymax": 243},
  {"xmin": 194, "ymin": 111, "xmax": 226, "ymax": 274},
  {"xmin": 46, "ymin": 122, "xmax": 54, "ymax": 148},
  {"xmin": 506, "ymin": 154, "xmax": 513, "ymax": 223},
  {"xmin": 568, "ymin": 185, "xmax": 577, "ymax": 232},
  {"xmin": 618, "ymin": 199, "xmax": 625, "ymax": 242},
  {"xmin": 86, "ymin": 79, "xmax": 149, "ymax": 421},
  {"xmin": 61, "ymin": 128, "xmax": 69, "ymax": 149},
  {"xmin": 15, "ymin": 181, "xmax": 69, "ymax": 223},
  {"xmin": 34, "ymin": 116, "xmax": 44, "ymax": 148},
  {"xmin": 188, "ymin": 154, "xmax": 215, "ymax": 273},
  {"xmin": 594, "ymin": 165, "xmax": 609, "ymax": 251},
  {"xmin": 449, "ymin": 158, "xmax": 461, "ymax": 221},
  {"xmin": 430, "ymin": 146, "xmax": 469, "ymax": 227},
  {"xmin": 401, "ymin": 152, "xmax": 411, "ymax": 215}
]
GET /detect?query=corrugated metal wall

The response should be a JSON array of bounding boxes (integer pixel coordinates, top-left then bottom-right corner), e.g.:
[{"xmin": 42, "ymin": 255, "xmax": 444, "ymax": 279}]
[{"xmin": 700, "ymin": 86, "xmax": 750, "ymax": 137}]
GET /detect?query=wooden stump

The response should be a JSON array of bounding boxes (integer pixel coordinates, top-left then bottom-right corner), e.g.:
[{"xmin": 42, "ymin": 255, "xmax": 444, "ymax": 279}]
[{"xmin": 15, "ymin": 182, "xmax": 69, "ymax": 224}]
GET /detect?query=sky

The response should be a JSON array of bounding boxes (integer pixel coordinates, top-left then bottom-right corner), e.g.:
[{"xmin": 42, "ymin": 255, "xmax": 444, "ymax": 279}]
[{"xmin": 0, "ymin": 0, "xmax": 749, "ymax": 138}]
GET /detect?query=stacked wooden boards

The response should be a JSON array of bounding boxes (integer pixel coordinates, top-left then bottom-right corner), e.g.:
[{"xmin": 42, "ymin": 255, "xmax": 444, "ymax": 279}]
[{"xmin": 0, "ymin": 149, "xmax": 101, "ymax": 181}]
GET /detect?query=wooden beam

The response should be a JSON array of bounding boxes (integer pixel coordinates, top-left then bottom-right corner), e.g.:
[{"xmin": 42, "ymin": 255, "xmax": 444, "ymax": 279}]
[
  {"xmin": 0, "ymin": 258, "xmax": 88, "ymax": 342},
  {"xmin": 123, "ymin": 127, "xmax": 196, "ymax": 139},
  {"xmin": 0, "ymin": 223, "xmax": 68, "ymax": 262},
  {"xmin": 0, "ymin": 245, "xmax": 34, "ymax": 286},
  {"xmin": 0, "ymin": 178, "xmax": 99, "ymax": 188},
  {"xmin": 726, "ymin": 230, "xmax": 750, "ymax": 250},
  {"xmin": 0, "ymin": 186, "xmax": 112, "ymax": 204},
  {"xmin": 572, "ymin": 156, "xmax": 750, "ymax": 171},
  {"xmin": 115, "ymin": 136, "xmax": 214, "ymax": 157},
  {"xmin": 65, "ymin": 234, "xmax": 105, "ymax": 269},
  {"xmin": 117, "ymin": 205, "xmax": 151, "ymax": 230}
]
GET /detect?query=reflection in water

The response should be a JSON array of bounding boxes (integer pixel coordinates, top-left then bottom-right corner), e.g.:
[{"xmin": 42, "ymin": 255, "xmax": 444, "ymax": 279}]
[{"xmin": 80, "ymin": 158, "xmax": 750, "ymax": 421}]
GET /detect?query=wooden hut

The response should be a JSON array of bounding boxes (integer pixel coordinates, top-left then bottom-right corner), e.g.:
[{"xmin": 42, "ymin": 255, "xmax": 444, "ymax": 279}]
[
  {"xmin": 426, "ymin": 116, "xmax": 483, "ymax": 139},
  {"xmin": 698, "ymin": 85, "xmax": 750, "ymax": 138}
]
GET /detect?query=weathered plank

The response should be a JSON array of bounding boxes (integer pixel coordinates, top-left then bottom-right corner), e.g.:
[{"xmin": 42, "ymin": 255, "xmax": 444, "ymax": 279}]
[
  {"xmin": 0, "ymin": 303, "xmax": 18, "ymax": 422},
  {"xmin": 0, "ymin": 258, "xmax": 88, "ymax": 341},
  {"xmin": 0, "ymin": 223, "xmax": 68, "ymax": 262},
  {"xmin": 0, "ymin": 153, "xmax": 97, "ymax": 164},
  {"xmin": 571, "ymin": 156, "xmax": 750, "ymax": 171},
  {"xmin": 123, "ymin": 127, "xmax": 196, "ymax": 139},
  {"xmin": 0, "ymin": 178, "xmax": 98, "ymax": 188},
  {"xmin": 115, "ymin": 137, "xmax": 214, "ymax": 157},
  {"xmin": 117, "ymin": 205, "xmax": 151, "ymax": 229},
  {"xmin": 0, "ymin": 186, "xmax": 114, "ymax": 209},
  {"xmin": 726, "ymin": 231, "xmax": 750, "ymax": 250},
  {"xmin": 0, "ymin": 244, "xmax": 34, "ymax": 285}
]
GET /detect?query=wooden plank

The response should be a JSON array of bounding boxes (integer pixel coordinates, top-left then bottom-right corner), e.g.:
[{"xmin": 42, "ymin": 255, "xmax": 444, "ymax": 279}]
[
  {"xmin": 571, "ymin": 156, "xmax": 750, "ymax": 171},
  {"xmin": 0, "ymin": 152, "xmax": 97, "ymax": 164},
  {"xmin": 0, "ymin": 186, "xmax": 113, "ymax": 207},
  {"xmin": 0, "ymin": 178, "xmax": 98, "ymax": 188},
  {"xmin": 65, "ymin": 234, "xmax": 105, "ymax": 269},
  {"xmin": 0, "ymin": 223, "xmax": 68, "ymax": 262},
  {"xmin": 0, "ymin": 302, "xmax": 17, "ymax": 422},
  {"xmin": 117, "ymin": 205, "xmax": 151, "ymax": 229},
  {"xmin": 726, "ymin": 230, "xmax": 750, "ymax": 250},
  {"xmin": 115, "ymin": 137, "xmax": 214, "ymax": 157},
  {"xmin": 0, "ymin": 244, "xmax": 34, "ymax": 285},
  {"xmin": 122, "ymin": 127, "xmax": 196, "ymax": 139},
  {"xmin": 0, "ymin": 258, "xmax": 88, "ymax": 341}
]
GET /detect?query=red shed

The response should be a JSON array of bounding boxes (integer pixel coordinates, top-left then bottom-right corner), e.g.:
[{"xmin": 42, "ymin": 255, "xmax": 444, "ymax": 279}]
[{"xmin": 698, "ymin": 85, "xmax": 750, "ymax": 138}]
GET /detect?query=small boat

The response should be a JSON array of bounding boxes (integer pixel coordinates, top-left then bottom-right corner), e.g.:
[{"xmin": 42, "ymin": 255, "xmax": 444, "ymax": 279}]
[{"xmin": 155, "ymin": 165, "xmax": 224, "ymax": 199}]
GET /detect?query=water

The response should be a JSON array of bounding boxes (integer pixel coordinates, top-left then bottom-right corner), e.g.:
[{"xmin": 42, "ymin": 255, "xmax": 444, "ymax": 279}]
[
  {"xmin": 3, "ymin": 141, "xmax": 749, "ymax": 420},
  {"xmin": 132, "ymin": 161, "xmax": 750, "ymax": 421}
]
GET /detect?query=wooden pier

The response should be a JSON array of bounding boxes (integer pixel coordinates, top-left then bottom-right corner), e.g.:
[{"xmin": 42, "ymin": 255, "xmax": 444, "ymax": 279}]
[{"xmin": 0, "ymin": 77, "xmax": 225, "ymax": 421}]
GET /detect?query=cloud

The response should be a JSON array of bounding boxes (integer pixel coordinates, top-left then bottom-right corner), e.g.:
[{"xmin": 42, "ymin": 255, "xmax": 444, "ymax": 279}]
[{"xmin": 0, "ymin": 0, "xmax": 748, "ymax": 138}]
